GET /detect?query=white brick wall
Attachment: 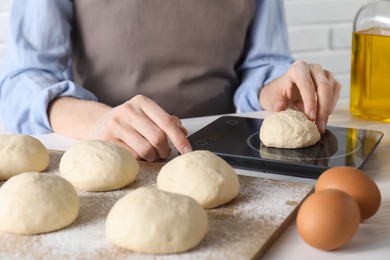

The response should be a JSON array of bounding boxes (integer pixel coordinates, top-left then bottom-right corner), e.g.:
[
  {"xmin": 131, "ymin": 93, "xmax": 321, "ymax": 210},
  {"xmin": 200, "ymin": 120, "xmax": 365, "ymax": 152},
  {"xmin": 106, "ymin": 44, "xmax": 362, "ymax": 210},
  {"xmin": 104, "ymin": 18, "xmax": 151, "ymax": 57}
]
[
  {"xmin": 285, "ymin": 0, "xmax": 367, "ymax": 104},
  {"xmin": 0, "ymin": 0, "xmax": 12, "ymax": 70},
  {"xmin": 0, "ymin": 0, "xmax": 367, "ymax": 104}
]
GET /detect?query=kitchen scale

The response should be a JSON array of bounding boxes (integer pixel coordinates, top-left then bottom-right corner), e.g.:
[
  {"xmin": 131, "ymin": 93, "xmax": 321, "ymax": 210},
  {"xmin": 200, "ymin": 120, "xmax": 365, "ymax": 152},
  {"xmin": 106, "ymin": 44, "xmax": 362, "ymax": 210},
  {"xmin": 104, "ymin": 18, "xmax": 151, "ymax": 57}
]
[{"xmin": 188, "ymin": 116, "xmax": 384, "ymax": 179}]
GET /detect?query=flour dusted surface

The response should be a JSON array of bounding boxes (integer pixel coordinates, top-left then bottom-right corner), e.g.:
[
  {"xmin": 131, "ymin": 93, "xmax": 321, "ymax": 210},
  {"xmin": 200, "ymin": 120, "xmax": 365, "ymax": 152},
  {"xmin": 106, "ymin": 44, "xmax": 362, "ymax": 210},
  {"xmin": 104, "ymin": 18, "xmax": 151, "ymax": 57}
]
[{"xmin": 0, "ymin": 150, "xmax": 313, "ymax": 259}]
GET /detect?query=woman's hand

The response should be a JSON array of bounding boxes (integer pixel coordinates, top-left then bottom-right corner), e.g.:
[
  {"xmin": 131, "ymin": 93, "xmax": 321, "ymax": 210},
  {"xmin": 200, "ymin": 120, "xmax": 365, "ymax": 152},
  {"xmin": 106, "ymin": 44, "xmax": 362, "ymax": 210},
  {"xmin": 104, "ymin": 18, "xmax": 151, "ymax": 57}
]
[
  {"xmin": 49, "ymin": 95, "xmax": 192, "ymax": 161},
  {"xmin": 89, "ymin": 95, "xmax": 191, "ymax": 161},
  {"xmin": 259, "ymin": 60, "xmax": 341, "ymax": 134}
]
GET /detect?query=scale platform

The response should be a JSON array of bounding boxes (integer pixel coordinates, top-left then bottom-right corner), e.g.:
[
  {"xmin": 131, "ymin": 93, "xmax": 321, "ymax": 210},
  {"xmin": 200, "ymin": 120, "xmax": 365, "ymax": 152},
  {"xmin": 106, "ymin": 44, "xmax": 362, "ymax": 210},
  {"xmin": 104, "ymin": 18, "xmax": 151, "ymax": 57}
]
[{"xmin": 188, "ymin": 116, "xmax": 383, "ymax": 179}]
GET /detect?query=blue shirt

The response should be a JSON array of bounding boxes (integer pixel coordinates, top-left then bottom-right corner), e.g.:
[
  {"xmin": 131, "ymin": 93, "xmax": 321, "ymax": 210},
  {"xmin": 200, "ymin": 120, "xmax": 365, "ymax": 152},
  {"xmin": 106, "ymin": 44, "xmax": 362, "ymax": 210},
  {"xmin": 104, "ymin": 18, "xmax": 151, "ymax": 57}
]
[{"xmin": 0, "ymin": 0, "xmax": 293, "ymax": 134}]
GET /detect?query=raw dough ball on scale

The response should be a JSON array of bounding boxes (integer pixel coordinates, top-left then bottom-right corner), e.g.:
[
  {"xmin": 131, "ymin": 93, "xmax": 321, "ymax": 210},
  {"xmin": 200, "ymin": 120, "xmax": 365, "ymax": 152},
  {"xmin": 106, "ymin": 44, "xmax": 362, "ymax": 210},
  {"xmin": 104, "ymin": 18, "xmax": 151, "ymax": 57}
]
[
  {"xmin": 0, "ymin": 172, "xmax": 79, "ymax": 235},
  {"xmin": 157, "ymin": 150, "xmax": 240, "ymax": 208},
  {"xmin": 106, "ymin": 187, "xmax": 208, "ymax": 254},
  {"xmin": 260, "ymin": 109, "xmax": 321, "ymax": 149},
  {"xmin": 0, "ymin": 134, "xmax": 49, "ymax": 180},
  {"xmin": 60, "ymin": 140, "xmax": 139, "ymax": 192}
]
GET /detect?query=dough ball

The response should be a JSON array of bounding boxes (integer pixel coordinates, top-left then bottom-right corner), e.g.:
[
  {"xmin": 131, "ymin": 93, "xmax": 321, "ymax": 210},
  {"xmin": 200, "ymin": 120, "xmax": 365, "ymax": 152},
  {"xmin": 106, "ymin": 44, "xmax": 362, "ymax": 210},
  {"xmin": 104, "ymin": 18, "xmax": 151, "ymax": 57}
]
[
  {"xmin": 157, "ymin": 150, "xmax": 240, "ymax": 208},
  {"xmin": 260, "ymin": 109, "xmax": 321, "ymax": 149},
  {"xmin": 0, "ymin": 172, "xmax": 79, "ymax": 235},
  {"xmin": 59, "ymin": 140, "xmax": 139, "ymax": 192},
  {"xmin": 0, "ymin": 134, "xmax": 49, "ymax": 180},
  {"xmin": 106, "ymin": 187, "xmax": 208, "ymax": 254}
]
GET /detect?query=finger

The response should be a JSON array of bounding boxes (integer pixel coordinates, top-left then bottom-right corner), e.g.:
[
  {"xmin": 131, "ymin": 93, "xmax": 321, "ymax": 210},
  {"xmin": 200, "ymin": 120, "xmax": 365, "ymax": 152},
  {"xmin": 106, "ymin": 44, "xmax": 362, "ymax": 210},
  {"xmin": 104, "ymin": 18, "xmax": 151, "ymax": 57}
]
[
  {"xmin": 151, "ymin": 113, "xmax": 192, "ymax": 155},
  {"xmin": 135, "ymin": 124, "xmax": 172, "ymax": 159},
  {"xmin": 325, "ymin": 71, "xmax": 341, "ymax": 112},
  {"xmin": 116, "ymin": 124, "xmax": 159, "ymax": 162},
  {"xmin": 288, "ymin": 61, "xmax": 318, "ymax": 121},
  {"xmin": 109, "ymin": 139, "xmax": 141, "ymax": 161},
  {"xmin": 140, "ymin": 98, "xmax": 192, "ymax": 155},
  {"xmin": 291, "ymin": 86, "xmax": 305, "ymax": 111},
  {"xmin": 259, "ymin": 80, "xmax": 291, "ymax": 112},
  {"xmin": 125, "ymin": 109, "xmax": 172, "ymax": 159},
  {"xmin": 121, "ymin": 97, "xmax": 173, "ymax": 159},
  {"xmin": 310, "ymin": 64, "xmax": 332, "ymax": 133},
  {"xmin": 172, "ymin": 116, "xmax": 189, "ymax": 136},
  {"xmin": 332, "ymin": 80, "xmax": 341, "ymax": 112}
]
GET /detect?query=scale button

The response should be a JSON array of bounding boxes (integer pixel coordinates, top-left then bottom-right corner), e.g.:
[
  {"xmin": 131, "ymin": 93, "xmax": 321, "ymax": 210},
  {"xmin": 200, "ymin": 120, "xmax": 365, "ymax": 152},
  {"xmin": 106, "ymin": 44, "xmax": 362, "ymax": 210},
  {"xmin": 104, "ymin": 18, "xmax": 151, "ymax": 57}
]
[
  {"xmin": 226, "ymin": 119, "xmax": 239, "ymax": 125},
  {"xmin": 194, "ymin": 140, "xmax": 208, "ymax": 146}
]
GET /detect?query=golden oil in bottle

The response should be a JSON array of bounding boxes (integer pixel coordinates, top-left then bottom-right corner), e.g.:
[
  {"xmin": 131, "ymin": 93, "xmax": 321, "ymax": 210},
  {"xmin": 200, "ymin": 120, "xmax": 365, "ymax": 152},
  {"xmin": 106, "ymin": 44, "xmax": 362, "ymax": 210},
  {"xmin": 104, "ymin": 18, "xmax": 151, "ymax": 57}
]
[{"xmin": 350, "ymin": 28, "xmax": 390, "ymax": 122}]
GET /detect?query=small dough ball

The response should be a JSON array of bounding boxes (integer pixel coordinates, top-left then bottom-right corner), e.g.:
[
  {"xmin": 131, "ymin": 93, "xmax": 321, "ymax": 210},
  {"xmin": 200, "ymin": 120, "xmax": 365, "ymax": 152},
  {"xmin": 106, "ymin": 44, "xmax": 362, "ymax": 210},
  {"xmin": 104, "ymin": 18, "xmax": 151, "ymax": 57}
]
[
  {"xmin": 0, "ymin": 134, "xmax": 49, "ymax": 180},
  {"xmin": 60, "ymin": 140, "xmax": 139, "ymax": 192},
  {"xmin": 157, "ymin": 150, "xmax": 240, "ymax": 208},
  {"xmin": 0, "ymin": 172, "xmax": 79, "ymax": 235},
  {"xmin": 106, "ymin": 187, "xmax": 208, "ymax": 254},
  {"xmin": 260, "ymin": 109, "xmax": 321, "ymax": 149}
]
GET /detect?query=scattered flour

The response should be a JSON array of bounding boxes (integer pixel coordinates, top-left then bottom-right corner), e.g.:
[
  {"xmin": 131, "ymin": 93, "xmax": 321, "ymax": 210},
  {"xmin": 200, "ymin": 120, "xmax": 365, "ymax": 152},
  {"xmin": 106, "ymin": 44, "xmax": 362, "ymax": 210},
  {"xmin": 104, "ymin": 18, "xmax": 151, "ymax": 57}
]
[{"xmin": 0, "ymin": 150, "xmax": 313, "ymax": 259}]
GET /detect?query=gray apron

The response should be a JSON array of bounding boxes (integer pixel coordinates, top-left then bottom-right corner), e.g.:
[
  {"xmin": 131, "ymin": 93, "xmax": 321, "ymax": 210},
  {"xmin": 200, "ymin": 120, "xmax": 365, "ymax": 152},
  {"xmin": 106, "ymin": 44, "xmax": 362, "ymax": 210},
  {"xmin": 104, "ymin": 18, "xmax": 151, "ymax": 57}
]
[{"xmin": 72, "ymin": 0, "xmax": 255, "ymax": 118}]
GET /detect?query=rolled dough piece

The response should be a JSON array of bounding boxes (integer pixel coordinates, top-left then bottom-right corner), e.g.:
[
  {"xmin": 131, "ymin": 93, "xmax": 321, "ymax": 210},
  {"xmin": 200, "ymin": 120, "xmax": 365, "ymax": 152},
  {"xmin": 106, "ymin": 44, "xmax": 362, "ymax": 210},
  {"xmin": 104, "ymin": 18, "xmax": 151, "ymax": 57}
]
[
  {"xmin": 260, "ymin": 110, "xmax": 321, "ymax": 149},
  {"xmin": 0, "ymin": 134, "xmax": 49, "ymax": 180},
  {"xmin": 157, "ymin": 150, "xmax": 240, "ymax": 208},
  {"xmin": 0, "ymin": 172, "xmax": 79, "ymax": 235},
  {"xmin": 59, "ymin": 140, "xmax": 139, "ymax": 192},
  {"xmin": 105, "ymin": 187, "xmax": 208, "ymax": 254}
]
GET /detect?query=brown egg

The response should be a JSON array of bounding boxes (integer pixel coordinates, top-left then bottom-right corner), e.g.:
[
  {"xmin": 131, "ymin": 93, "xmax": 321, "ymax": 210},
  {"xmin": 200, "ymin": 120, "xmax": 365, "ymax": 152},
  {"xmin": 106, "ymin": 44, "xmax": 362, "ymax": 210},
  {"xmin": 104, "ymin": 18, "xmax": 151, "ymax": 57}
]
[
  {"xmin": 297, "ymin": 189, "xmax": 360, "ymax": 251},
  {"xmin": 316, "ymin": 166, "xmax": 381, "ymax": 220}
]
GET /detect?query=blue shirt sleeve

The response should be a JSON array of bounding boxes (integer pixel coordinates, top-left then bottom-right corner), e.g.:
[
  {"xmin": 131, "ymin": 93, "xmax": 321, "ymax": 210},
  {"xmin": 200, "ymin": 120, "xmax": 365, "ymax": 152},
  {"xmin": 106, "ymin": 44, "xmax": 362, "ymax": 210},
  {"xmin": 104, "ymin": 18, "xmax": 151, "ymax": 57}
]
[
  {"xmin": 234, "ymin": 0, "xmax": 294, "ymax": 112},
  {"xmin": 0, "ymin": 0, "xmax": 97, "ymax": 134}
]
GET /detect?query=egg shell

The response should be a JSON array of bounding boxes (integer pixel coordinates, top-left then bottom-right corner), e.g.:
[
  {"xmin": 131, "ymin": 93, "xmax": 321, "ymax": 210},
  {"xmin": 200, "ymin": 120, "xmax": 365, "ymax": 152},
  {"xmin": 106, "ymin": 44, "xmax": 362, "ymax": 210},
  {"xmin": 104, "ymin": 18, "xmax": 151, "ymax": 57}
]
[
  {"xmin": 297, "ymin": 189, "xmax": 360, "ymax": 251},
  {"xmin": 316, "ymin": 166, "xmax": 381, "ymax": 220}
]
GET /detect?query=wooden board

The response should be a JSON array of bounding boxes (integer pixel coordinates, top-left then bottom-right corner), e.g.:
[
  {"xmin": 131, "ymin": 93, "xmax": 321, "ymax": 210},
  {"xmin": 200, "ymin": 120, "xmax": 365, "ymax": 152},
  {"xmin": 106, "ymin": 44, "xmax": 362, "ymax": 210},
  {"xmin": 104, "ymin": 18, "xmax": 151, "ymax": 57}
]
[{"xmin": 0, "ymin": 151, "xmax": 313, "ymax": 259}]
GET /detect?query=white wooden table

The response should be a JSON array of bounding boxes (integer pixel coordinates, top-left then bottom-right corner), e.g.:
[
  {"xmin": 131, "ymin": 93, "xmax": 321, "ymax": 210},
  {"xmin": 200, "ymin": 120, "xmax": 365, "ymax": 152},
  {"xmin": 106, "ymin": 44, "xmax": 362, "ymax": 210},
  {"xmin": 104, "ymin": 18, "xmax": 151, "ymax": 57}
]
[{"xmin": 1, "ymin": 105, "xmax": 389, "ymax": 259}]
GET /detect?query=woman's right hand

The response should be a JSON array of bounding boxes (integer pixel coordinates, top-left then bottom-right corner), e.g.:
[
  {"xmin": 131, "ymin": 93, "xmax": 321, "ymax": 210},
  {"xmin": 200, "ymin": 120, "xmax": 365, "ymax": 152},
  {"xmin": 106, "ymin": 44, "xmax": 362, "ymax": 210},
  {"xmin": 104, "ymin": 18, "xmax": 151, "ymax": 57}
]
[{"xmin": 49, "ymin": 95, "xmax": 192, "ymax": 161}]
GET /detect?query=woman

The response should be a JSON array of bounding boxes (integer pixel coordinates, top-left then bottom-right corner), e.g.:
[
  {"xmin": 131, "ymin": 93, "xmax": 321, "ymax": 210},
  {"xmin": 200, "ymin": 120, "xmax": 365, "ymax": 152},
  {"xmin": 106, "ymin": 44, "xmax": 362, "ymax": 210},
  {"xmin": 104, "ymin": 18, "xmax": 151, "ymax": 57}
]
[{"xmin": 0, "ymin": 0, "xmax": 340, "ymax": 161}]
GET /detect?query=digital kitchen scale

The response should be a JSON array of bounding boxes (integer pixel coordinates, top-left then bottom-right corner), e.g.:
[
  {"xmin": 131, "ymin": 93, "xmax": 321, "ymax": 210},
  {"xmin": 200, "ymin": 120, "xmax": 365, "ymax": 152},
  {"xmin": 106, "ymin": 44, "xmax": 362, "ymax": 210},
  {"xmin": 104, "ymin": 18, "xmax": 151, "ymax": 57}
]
[{"xmin": 188, "ymin": 116, "xmax": 384, "ymax": 179}]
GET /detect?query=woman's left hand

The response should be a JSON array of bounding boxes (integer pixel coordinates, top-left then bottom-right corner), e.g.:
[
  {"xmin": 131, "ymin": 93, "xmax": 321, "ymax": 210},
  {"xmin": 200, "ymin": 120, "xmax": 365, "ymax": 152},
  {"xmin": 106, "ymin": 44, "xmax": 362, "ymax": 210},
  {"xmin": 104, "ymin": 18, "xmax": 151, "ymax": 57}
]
[{"xmin": 259, "ymin": 60, "xmax": 341, "ymax": 134}]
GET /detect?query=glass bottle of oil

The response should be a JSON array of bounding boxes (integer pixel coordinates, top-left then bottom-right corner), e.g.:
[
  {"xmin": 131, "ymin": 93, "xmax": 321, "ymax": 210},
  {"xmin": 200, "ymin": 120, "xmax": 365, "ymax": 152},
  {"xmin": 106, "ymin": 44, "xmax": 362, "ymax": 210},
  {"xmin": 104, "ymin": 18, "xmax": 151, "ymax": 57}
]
[{"xmin": 350, "ymin": 0, "xmax": 390, "ymax": 121}]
